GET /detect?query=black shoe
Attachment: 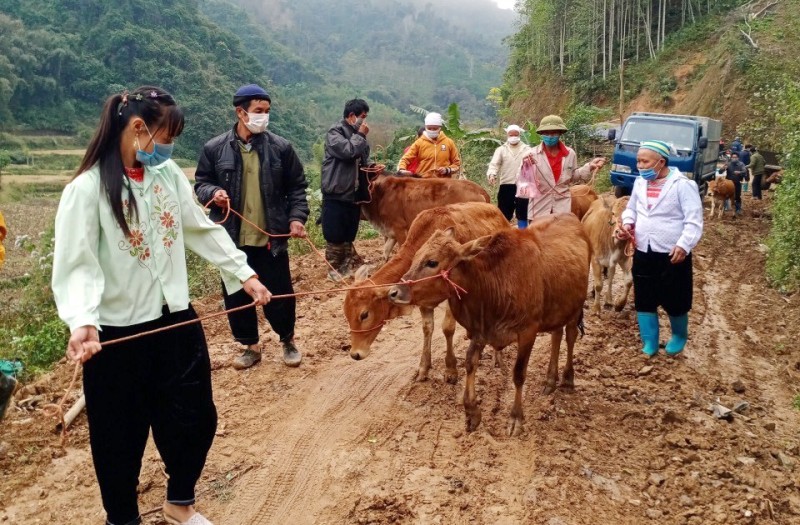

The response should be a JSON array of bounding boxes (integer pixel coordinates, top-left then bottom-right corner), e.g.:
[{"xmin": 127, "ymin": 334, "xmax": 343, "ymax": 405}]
[
  {"xmin": 282, "ymin": 340, "xmax": 302, "ymax": 367},
  {"xmin": 0, "ymin": 373, "xmax": 18, "ymax": 421}
]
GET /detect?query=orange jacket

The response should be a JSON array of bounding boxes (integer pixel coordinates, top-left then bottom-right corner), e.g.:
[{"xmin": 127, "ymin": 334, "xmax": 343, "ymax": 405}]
[{"xmin": 398, "ymin": 132, "xmax": 461, "ymax": 178}]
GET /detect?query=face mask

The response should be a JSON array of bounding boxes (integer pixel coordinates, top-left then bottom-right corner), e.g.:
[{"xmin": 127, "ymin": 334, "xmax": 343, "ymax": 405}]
[
  {"xmin": 541, "ymin": 135, "xmax": 559, "ymax": 147},
  {"xmin": 639, "ymin": 161, "xmax": 663, "ymax": 181},
  {"xmin": 135, "ymin": 124, "xmax": 174, "ymax": 167},
  {"xmin": 244, "ymin": 112, "xmax": 269, "ymax": 134},
  {"xmin": 353, "ymin": 117, "xmax": 364, "ymax": 129},
  {"xmin": 424, "ymin": 130, "xmax": 440, "ymax": 140},
  {"xmin": 508, "ymin": 136, "xmax": 521, "ymax": 145}
]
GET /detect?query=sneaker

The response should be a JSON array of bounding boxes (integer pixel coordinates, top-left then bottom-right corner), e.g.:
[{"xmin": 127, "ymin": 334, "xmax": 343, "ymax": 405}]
[
  {"xmin": 232, "ymin": 349, "xmax": 261, "ymax": 370},
  {"xmin": 0, "ymin": 373, "xmax": 17, "ymax": 421},
  {"xmin": 282, "ymin": 340, "xmax": 302, "ymax": 367}
]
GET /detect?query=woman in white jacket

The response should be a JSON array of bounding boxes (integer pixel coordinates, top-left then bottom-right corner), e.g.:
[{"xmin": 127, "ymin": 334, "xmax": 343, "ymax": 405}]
[{"xmin": 617, "ymin": 140, "xmax": 704, "ymax": 357}]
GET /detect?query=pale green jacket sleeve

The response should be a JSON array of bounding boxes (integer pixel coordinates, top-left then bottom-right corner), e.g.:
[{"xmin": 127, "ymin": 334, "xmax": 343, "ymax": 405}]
[
  {"xmin": 175, "ymin": 172, "xmax": 254, "ymax": 294},
  {"xmin": 52, "ymin": 180, "xmax": 104, "ymax": 332}
]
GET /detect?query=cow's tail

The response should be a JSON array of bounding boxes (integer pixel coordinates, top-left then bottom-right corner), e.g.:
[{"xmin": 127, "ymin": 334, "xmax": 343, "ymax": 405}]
[{"xmin": 577, "ymin": 309, "xmax": 586, "ymax": 338}]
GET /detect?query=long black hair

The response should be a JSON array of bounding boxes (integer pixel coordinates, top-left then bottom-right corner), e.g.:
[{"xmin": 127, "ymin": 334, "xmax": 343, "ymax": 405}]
[{"xmin": 76, "ymin": 86, "xmax": 185, "ymax": 237}]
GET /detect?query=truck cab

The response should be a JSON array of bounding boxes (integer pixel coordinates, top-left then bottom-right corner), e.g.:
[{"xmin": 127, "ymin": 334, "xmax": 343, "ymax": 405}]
[{"xmin": 608, "ymin": 112, "xmax": 721, "ymax": 197}]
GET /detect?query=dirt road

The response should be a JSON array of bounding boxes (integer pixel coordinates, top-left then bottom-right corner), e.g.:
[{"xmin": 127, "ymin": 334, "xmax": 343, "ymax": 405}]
[{"xmin": 1, "ymin": 197, "xmax": 799, "ymax": 524}]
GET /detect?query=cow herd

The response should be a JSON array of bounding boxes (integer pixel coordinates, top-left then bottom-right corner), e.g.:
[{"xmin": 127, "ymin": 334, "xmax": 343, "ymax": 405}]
[{"xmin": 335, "ymin": 172, "xmax": 645, "ymax": 435}]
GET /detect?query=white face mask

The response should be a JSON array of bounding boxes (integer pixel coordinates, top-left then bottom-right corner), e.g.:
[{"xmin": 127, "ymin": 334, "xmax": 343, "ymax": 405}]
[
  {"xmin": 424, "ymin": 130, "xmax": 440, "ymax": 140},
  {"xmin": 244, "ymin": 112, "xmax": 269, "ymax": 134},
  {"xmin": 507, "ymin": 136, "xmax": 521, "ymax": 145}
]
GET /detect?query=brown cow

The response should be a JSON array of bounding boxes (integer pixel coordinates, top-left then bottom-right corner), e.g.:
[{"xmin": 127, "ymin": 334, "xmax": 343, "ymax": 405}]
[
  {"xmin": 707, "ymin": 177, "xmax": 735, "ymax": 219},
  {"xmin": 581, "ymin": 195, "xmax": 632, "ymax": 314},
  {"xmin": 361, "ymin": 174, "xmax": 490, "ymax": 260},
  {"xmin": 345, "ymin": 202, "xmax": 510, "ymax": 382},
  {"xmin": 570, "ymin": 185, "xmax": 599, "ymax": 220},
  {"xmin": 388, "ymin": 214, "xmax": 590, "ymax": 435}
]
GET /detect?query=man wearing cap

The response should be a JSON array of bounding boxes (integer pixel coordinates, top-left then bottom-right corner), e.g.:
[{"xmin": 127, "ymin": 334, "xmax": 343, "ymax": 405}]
[
  {"xmin": 398, "ymin": 112, "xmax": 461, "ymax": 178},
  {"xmin": 195, "ymin": 84, "xmax": 310, "ymax": 370},
  {"xmin": 486, "ymin": 124, "xmax": 532, "ymax": 228},
  {"xmin": 523, "ymin": 114, "xmax": 606, "ymax": 220},
  {"xmin": 617, "ymin": 140, "xmax": 704, "ymax": 358},
  {"xmin": 321, "ymin": 98, "xmax": 374, "ymax": 281}
]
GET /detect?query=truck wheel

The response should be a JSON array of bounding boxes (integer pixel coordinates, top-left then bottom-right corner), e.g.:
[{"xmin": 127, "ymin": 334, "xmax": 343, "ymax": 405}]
[{"xmin": 614, "ymin": 186, "xmax": 631, "ymax": 198}]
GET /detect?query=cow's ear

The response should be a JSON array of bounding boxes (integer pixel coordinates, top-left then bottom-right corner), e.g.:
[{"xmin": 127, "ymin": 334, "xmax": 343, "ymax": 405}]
[
  {"xmin": 354, "ymin": 264, "xmax": 374, "ymax": 284},
  {"xmin": 458, "ymin": 235, "xmax": 493, "ymax": 261},
  {"xmin": 388, "ymin": 303, "xmax": 414, "ymax": 319},
  {"xmin": 443, "ymin": 227, "xmax": 456, "ymax": 238}
]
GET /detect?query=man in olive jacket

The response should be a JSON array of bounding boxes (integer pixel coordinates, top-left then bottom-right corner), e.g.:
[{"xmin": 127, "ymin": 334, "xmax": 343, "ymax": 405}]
[
  {"xmin": 320, "ymin": 98, "xmax": 372, "ymax": 281},
  {"xmin": 195, "ymin": 84, "xmax": 309, "ymax": 369}
]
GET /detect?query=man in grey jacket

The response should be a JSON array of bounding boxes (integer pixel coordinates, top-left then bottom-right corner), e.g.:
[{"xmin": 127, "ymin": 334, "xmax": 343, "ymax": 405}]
[{"xmin": 320, "ymin": 99, "xmax": 372, "ymax": 281}]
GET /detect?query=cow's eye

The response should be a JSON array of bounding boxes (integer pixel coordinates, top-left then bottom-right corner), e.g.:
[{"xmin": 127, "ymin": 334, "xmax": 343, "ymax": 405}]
[
  {"xmin": 360, "ymin": 311, "xmax": 369, "ymax": 321},
  {"xmin": 425, "ymin": 259, "xmax": 438, "ymax": 268}
]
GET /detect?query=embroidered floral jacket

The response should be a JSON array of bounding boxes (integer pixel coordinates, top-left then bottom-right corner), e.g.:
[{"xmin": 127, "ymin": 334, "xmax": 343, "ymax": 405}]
[{"xmin": 52, "ymin": 160, "xmax": 255, "ymax": 332}]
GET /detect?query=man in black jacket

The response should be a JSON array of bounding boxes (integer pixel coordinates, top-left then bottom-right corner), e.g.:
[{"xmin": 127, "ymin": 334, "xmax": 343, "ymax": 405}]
[
  {"xmin": 726, "ymin": 151, "xmax": 747, "ymax": 215},
  {"xmin": 195, "ymin": 84, "xmax": 309, "ymax": 369},
  {"xmin": 321, "ymin": 98, "xmax": 372, "ymax": 281}
]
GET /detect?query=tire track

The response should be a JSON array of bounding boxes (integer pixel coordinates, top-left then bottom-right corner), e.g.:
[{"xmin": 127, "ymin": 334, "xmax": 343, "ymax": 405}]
[{"xmin": 222, "ymin": 308, "xmax": 449, "ymax": 524}]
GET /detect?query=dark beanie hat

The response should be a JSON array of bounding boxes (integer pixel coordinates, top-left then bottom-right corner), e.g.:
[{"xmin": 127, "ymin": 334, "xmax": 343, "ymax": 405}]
[{"xmin": 233, "ymin": 84, "xmax": 271, "ymax": 106}]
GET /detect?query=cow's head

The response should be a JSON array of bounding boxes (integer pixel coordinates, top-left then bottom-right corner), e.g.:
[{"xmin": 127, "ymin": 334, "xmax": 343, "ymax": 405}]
[
  {"xmin": 388, "ymin": 228, "xmax": 492, "ymax": 307},
  {"xmin": 344, "ymin": 265, "xmax": 412, "ymax": 361},
  {"xmin": 610, "ymin": 196, "xmax": 629, "ymax": 240},
  {"xmin": 707, "ymin": 178, "xmax": 720, "ymax": 198}
]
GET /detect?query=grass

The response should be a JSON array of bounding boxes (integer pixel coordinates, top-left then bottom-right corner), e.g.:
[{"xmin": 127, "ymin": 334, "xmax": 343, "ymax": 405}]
[{"xmin": 794, "ymin": 394, "xmax": 800, "ymax": 411}]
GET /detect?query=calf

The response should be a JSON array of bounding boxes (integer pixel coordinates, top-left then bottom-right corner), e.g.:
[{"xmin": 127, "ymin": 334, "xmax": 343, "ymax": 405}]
[
  {"xmin": 570, "ymin": 185, "xmax": 599, "ymax": 220},
  {"xmin": 361, "ymin": 174, "xmax": 490, "ymax": 260},
  {"xmin": 581, "ymin": 195, "xmax": 632, "ymax": 314},
  {"xmin": 707, "ymin": 177, "xmax": 735, "ymax": 219},
  {"xmin": 344, "ymin": 202, "xmax": 510, "ymax": 382},
  {"xmin": 388, "ymin": 214, "xmax": 590, "ymax": 435}
]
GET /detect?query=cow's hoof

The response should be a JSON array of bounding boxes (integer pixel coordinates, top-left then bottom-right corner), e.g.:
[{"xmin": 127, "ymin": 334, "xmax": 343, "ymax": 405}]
[
  {"xmin": 444, "ymin": 369, "xmax": 458, "ymax": 384},
  {"xmin": 559, "ymin": 381, "xmax": 575, "ymax": 391},
  {"xmin": 465, "ymin": 409, "xmax": 482, "ymax": 432},
  {"xmin": 507, "ymin": 417, "xmax": 524, "ymax": 436},
  {"xmin": 614, "ymin": 302, "xmax": 626, "ymax": 312},
  {"xmin": 541, "ymin": 382, "xmax": 557, "ymax": 395},
  {"xmin": 415, "ymin": 370, "xmax": 430, "ymax": 382}
]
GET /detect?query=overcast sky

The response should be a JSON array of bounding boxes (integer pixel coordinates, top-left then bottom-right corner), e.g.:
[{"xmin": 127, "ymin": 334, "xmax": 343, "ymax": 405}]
[{"xmin": 493, "ymin": 0, "xmax": 515, "ymax": 8}]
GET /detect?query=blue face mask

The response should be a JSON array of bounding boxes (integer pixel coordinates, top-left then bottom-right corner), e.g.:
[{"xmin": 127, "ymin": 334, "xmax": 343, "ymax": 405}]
[
  {"xmin": 541, "ymin": 135, "xmax": 560, "ymax": 147},
  {"xmin": 135, "ymin": 125, "xmax": 174, "ymax": 167},
  {"xmin": 639, "ymin": 167, "xmax": 658, "ymax": 181}
]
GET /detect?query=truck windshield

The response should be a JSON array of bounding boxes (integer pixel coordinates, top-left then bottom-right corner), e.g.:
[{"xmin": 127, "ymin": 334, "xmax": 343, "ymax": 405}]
[{"xmin": 620, "ymin": 120, "xmax": 695, "ymax": 151}]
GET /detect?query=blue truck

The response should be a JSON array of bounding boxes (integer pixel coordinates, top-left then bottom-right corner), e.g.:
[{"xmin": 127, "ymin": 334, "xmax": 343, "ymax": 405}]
[{"xmin": 608, "ymin": 112, "xmax": 722, "ymax": 197}]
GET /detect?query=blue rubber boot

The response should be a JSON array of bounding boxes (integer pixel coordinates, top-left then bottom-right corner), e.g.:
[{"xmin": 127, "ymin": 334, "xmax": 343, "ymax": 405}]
[
  {"xmin": 517, "ymin": 219, "xmax": 528, "ymax": 229},
  {"xmin": 636, "ymin": 312, "xmax": 660, "ymax": 357},
  {"xmin": 665, "ymin": 314, "xmax": 689, "ymax": 355}
]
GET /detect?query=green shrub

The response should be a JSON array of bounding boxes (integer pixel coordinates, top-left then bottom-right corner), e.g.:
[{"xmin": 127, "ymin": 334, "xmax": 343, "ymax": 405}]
[
  {"xmin": 765, "ymin": 79, "xmax": 800, "ymax": 292},
  {"xmin": 0, "ymin": 226, "xmax": 68, "ymax": 380}
]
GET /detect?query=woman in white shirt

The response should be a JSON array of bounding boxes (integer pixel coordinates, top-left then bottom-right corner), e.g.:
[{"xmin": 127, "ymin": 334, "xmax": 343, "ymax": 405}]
[
  {"xmin": 618, "ymin": 140, "xmax": 703, "ymax": 357},
  {"xmin": 52, "ymin": 86, "xmax": 270, "ymax": 525}
]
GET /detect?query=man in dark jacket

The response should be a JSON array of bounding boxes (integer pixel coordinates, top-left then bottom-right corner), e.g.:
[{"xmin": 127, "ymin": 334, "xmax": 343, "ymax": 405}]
[
  {"xmin": 195, "ymin": 84, "xmax": 309, "ymax": 369},
  {"xmin": 726, "ymin": 151, "xmax": 747, "ymax": 215},
  {"xmin": 321, "ymin": 98, "xmax": 372, "ymax": 281},
  {"xmin": 748, "ymin": 146, "xmax": 766, "ymax": 200}
]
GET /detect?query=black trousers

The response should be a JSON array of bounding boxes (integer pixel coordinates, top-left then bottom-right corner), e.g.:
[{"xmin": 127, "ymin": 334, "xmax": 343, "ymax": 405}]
[
  {"xmin": 84, "ymin": 306, "xmax": 217, "ymax": 525},
  {"xmin": 223, "ymin": 246, "xmax": 296, "ymax": 345},
  {"xmin": 496, "ymin": 184, "xmax": 529, "ymax": 221},
  {"xmin": 633, "ymin": 248, "xmax": 693, "ymax": 316},
  {"xmin": 752, "ymin": 174, "xmax": 764, "ymax": 199},
  {"xmin": 321, "ymin": 198, "xmax": 361, "ymax": 244}
]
